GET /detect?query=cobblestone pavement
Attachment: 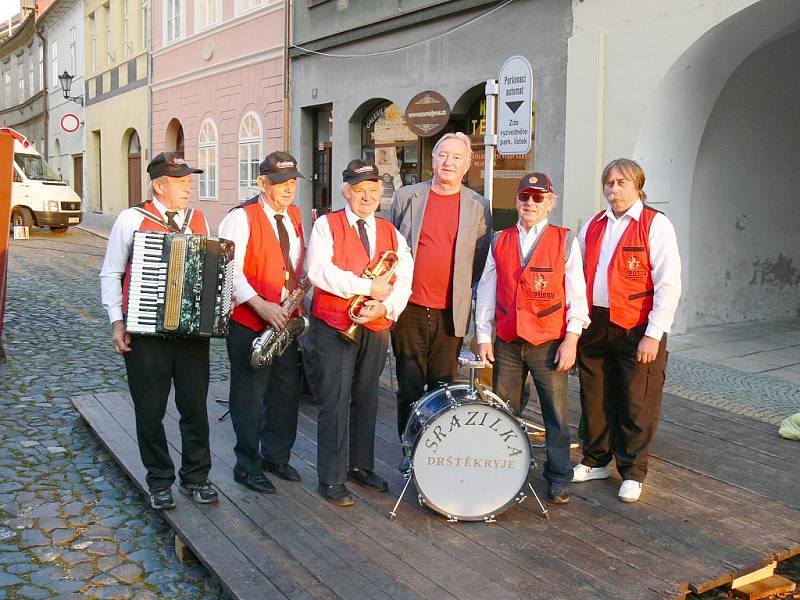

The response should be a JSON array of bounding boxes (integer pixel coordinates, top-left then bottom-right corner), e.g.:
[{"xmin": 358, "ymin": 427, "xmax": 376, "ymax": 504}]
[{"xmin": 0, "ymin": 229, "xmax": 228, "ymax": 599}]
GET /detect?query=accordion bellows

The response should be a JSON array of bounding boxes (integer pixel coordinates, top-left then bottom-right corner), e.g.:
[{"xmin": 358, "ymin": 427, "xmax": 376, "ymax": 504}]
[{"xmin": 125, "ymin": 231, "xmax": 235, "ymax": 338}]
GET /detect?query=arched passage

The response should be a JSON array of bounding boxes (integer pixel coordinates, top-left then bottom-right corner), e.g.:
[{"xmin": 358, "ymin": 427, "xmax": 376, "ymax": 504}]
[
  {"xmin": 165, "ymin": 118, "xmax": 185, "ymax": 156},
  {"xmin": 633, "ymin": 0, "xmax": 800, "ymax": 329}
]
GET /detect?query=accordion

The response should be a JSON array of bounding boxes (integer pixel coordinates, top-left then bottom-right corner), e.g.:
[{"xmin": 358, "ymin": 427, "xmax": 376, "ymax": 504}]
[{"xmin": 125, "ymin": 231, "xmax": 235, "ymax": 338}]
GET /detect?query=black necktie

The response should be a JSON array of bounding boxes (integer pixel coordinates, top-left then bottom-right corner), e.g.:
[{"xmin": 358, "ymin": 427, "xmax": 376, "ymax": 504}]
[
  {"xmin": 357, "ymin": 219, "xmax": 371, "ymax": 257},
  {"xmin": 165, "ymin": 211, "xmax": 180, "ymax": 232},
  {"xmin": 274, "ymin": 214, "xmax": 296, "ymax": 290}
]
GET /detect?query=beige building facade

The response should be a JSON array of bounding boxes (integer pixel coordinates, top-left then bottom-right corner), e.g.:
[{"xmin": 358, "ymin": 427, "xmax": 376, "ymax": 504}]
[{"xmin": 84, "ymin": 0, "xmax": 150, "ymax": 214}]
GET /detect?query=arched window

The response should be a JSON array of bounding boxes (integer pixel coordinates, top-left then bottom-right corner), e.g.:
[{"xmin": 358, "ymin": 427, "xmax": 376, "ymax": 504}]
[
  {"xmin": 198, "ymin": 119, "xmax": 218, "ymax": 200},
  {"xmin": 238, "ymin": 112, "xmax": 262, "ymax": 201}
]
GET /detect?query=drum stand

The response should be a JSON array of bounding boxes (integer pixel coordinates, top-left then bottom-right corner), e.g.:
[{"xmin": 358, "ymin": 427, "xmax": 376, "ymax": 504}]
[{"xmin": 387, "ymin": 350, "xmax": 550, "ymax": 522}]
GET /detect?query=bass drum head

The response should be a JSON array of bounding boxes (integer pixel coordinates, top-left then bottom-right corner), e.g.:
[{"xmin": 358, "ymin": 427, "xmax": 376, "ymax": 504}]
[{"xmin": 411, "ymin": 397, "xmax": 531, "ymax": 521}]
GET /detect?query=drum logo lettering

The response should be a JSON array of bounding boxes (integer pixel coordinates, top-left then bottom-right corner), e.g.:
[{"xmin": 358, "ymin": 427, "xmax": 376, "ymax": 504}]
[{"xmin": 423, "ymin": 410, "xmax": 525, "ymax": 459}]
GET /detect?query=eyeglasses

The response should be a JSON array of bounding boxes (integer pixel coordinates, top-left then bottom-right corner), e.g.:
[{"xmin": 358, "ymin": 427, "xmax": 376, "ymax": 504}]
[{"xmin": 516, "ymin": 191, "xmax": 546, "ymax": 203}]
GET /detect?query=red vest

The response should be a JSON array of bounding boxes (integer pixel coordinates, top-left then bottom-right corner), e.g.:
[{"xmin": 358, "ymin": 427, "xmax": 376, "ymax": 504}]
[
  {"xmin": 583, "ymin": 204, "xmax": 658, "ymax": 329},
  {"xmin": 311, "ymin": 210, "xmax": 398, "ymax": 333},
  {"xmin": 231, "ymin": 201, "xmax": 305, "ymax": 332},
  {"xmin": 122, "ymin": 202, "xmax": 208, "ymax": 315},
  {"xmin": 494, "ymin": 225, "xmax": 568, "ymax": 345}
]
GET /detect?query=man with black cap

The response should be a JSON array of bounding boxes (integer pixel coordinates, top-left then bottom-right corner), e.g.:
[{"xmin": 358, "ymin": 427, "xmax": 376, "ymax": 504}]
[
  {"xmin": 305, "ymin": 159, "xmax": 413, "ymax": 506},
  {"xmin": 218, "ymin": 151, "xmax": 306, "ymax": 494},
  {"xmin": 100, "ymin": 152, "xmax": 218, "ymax": 510},
  {"xmin": 475, "ymin": 172, "xmax": 589, "ymax": 505}
]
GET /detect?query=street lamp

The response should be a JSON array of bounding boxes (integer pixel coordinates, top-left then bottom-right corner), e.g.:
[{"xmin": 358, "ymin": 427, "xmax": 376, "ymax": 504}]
[{"xmin": 57, "ymin": 70, "xmax": 84, "ymax": 106}]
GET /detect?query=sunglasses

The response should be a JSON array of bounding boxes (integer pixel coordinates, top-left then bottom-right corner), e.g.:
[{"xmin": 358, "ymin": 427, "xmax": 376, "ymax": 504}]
[{"xmin": 516, "ymin": 191, "xmax": 547, "ymax": 203}]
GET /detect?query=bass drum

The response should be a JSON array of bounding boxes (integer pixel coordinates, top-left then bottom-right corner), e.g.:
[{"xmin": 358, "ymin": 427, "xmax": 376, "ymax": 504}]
[{"xmin": 402, "ymin": 384, "xmax": 532, "ymax": 521}]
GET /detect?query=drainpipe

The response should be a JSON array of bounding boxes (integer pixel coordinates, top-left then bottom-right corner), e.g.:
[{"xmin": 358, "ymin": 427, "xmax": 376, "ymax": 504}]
[
  {"xmin": 282, "ymin": 0, "xmax": 291, "ymax": 151},
  {"xmin": 36, "ymin": 26, "xmax": 48, "ymax": 160}
]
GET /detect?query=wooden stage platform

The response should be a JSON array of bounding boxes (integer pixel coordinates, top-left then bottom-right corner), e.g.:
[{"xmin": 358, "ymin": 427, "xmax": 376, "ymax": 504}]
[{"xmin": 72, "ymin": 370, "xmax": 800, "ymax": 600}]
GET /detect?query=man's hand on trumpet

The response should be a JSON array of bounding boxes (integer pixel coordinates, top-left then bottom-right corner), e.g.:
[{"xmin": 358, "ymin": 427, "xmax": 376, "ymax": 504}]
[
  {"xmin": 352, "ymin": 299, "xmax": 387, "ymax": 325},
  {"xmin": 369, "ymin": 272, "xmax": 393, "ymax": 301}
]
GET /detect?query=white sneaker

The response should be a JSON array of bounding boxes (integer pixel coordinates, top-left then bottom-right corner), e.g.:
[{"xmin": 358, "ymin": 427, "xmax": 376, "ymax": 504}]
[
  {"xmin": 571, "ymin": 463, "xmax": 610, "ymax": 483},
  {"xmin": 618, "ymin": 480, "xmax": 643, "ymax": 503}
]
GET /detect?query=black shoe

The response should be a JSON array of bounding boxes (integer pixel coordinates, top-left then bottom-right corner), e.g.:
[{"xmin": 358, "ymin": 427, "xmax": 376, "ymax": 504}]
[
  {"xmin": 179, "ymin": 480, "xmax": 219, "ymax": 504},
  {"xmin": 263, "ymin": 460, "xmax": 301, "ymax": 482},
  {"xmin": 234, "ymin": 466, "xmax": 276, "ymax": 494},
  {"xmin": 547, "ymin": 482, "xmax": 570, "ymax": 504},
  {"xmin": 318, "ymin": 484, "xmax": 355, "ymax": 507},
  {"xmin": 149, "ymin": 487, "xmax": 176, "ymax": 510},
  {"xmin": 348, "ymin": 468, "xmax": 388, "ymax": 492}
]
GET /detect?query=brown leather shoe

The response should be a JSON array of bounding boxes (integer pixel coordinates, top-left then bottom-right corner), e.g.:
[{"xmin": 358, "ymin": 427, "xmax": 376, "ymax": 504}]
[{"xmin": 318, "ymin": 484, "xmax": 355, "ymax": 507}]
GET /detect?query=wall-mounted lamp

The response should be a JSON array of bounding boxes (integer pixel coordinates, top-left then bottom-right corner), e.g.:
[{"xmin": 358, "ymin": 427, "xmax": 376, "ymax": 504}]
[{"xmin": 58, "ymin": 70, "xmax": 84, "ymax": 106}]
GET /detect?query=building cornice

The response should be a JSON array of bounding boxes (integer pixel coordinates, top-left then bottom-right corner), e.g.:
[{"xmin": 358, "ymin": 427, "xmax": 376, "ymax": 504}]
[
  {"xmin": 0, "ymin": 12, "xmax": 35, "ymax": 58},
  {"xmin": 150, "ymin": 45, "xmax": 282, "ymax": 92},
  {"xmin": 290, "ymin": 0, "xmax": 501, "ymax": 58},
  {"xmin": 0, "ymin": 89, "xmax": 45, "ymax": 119},
  {"xmin": 152, "ymin": 2, "xmax": 282, "ymax": 58}
]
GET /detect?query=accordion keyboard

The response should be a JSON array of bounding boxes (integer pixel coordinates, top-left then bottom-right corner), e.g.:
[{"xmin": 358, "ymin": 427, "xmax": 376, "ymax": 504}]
[{"xmin": 127, "ymin": 232, "xmax": 169, "ymax": 334}]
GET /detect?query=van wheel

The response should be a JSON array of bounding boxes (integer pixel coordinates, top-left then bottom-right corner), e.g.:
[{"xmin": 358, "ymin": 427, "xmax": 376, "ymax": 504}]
[
  {"xmin": 10, "ymin": 207, "xmax": 34, "ymax": 230},
  {"xmin": 50, "ymin": 227, "xmax": 68, "ymax": 233}
]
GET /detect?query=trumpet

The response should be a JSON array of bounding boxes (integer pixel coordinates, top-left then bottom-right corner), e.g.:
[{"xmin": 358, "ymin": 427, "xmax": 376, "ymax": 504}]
[
  {"xmin": 341, "ymin": 250, "xmax": 399, "ymax": 344},
  {"xmin": 249, "ymin": 276, "xmax": 311, "ymax": 369}
]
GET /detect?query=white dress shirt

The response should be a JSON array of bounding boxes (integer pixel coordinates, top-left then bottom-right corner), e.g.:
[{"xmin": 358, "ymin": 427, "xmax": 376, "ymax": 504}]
[
  {"xmin": 218, "ymin": 195, "xmax": 303, "ymax": 306},
  {"xmin": 99, "ymin": 198, "xmax": 210, "ymax": 324},
  {"xmin": 306, "ymin": 204, "xmax": 414, "ymax": 322},
  {"xmin": 578, "ymin": 199, "xmax": 681, "ymax": 340},
  {"xmin": 475, "ymin": 219, "xmax": 590, "ymax": 344}
]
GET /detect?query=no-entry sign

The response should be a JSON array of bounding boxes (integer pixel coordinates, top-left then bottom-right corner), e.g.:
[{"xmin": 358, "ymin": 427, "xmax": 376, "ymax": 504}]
[
  {"xmin": 497, "ymin": 56, "xmax": 533, "ymax": 155},
  {"xmin": 60, "ymin": 113, "xmax": 80, "ymax": 133}
]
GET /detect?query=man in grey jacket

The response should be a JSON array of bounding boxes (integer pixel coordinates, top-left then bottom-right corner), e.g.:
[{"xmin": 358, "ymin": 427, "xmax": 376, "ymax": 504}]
[{"xmin": 390, "ymin": 132, "xmax": 492, "ymax": 442}]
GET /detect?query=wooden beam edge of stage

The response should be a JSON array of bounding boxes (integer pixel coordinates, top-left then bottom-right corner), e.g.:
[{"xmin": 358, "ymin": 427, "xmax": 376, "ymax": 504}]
[{"xmin": 71, "ymin": 393, "xmax": 290, "ymax": 600}]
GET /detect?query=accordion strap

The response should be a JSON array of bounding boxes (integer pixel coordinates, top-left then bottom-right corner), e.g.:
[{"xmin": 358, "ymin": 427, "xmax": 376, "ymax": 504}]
[{"xmin": 133, "ymin": 206, "xmax": 194, "ymax": 233}]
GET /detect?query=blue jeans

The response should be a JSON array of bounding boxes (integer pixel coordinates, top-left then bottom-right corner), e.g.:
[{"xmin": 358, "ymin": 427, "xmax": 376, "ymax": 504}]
[{"xmin": 492, "ymin": 338, "xmax": 572, "ymax": 484}]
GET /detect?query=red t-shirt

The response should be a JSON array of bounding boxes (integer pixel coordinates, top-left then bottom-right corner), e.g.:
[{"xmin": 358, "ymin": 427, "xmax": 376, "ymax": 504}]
[{"xmin": 409, "ymin": 190, "xmax": 460, "ymax": 309}]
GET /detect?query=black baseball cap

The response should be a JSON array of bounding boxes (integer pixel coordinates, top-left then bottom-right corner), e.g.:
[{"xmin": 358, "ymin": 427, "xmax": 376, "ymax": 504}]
[
  {"xmin": 342, "ymin": 159, "xmax": 379, "ymax": 185},
  {"xmin": 259, "ymin": 151, "xmax": 304, "ymax": 183},
  {"xmin": 516, "ymin": 172, "xmax": 554, "ymax": 196},
  {"xmin": 147, "ymin": 152, "xmax": 203, "ymax": 180}
]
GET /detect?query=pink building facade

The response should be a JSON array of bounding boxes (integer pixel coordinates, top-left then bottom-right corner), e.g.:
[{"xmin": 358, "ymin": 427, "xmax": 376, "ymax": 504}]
[{"xmin": 150, "ymin": 0, "xmax": 285, "ymax": 229}]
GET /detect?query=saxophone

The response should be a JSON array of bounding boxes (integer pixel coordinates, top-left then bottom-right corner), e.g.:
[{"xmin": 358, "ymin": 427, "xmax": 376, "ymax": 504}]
[
  {"xmin": 249, "ymin": 276, "xmax": 311, "ymax": 369},
  {"xmin": 340, "ymin": 250, "xmax": 400, "ymax": 344}
]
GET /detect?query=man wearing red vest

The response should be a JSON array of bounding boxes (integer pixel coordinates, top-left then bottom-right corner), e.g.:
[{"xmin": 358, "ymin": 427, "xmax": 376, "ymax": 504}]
[
  {"xmin": 390, "ymin": 132, "xmax": 492, "ymax": 443},
  {"xmin": 100, "ymin": 152, "xmax": 218, "ymax": 510},
  {"xmin": 306, "ymin": 159, "xmax": 413, "ymax": 506},
  {"xmin": 573, "ymin": 158, "xmax": 681, "ymax": 503},
  {"xmin": 476, "ymin": 172, "xmax": 589, "ymax": 505},
  {"xmin": 218, "ymin": 151, "xmax": 306, "ymax": 494}
]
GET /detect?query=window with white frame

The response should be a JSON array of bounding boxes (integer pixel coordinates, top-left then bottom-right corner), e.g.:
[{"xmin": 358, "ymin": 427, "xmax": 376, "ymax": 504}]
[
  {"xmin": 165, "ymin": 0, "xmax": 182, "ymax": 44},
  {"xmin": 50, "ymin": 41, "xmax": 58, "ymax": 87},
  {"xmin": 236, "ymin": 0, "xmax": 262, "ymax": 16},
  {"xmin": 196, "ymin": 0, "xmax": 218, "ymax": 31},
  {"xmin": 17, "ymin": 55, "xmax": 24, "ymax": 101},
  {"xmin": 38, "ymin": 45, "xmax": 43, "ymax": 90},
  {"xmin": 198, "ymin": 119, "xmax": 218, "ymax": 200},
  {"xmin": 90, "ymin": 15, "xmax": 97, "ymax": 72},
  {"xmin": 123, "ymin": 0, "xmax": 129, "ymax": 58},
  {"xmin": 2, "ymin": 64, "xmax": 9, "ymax": 108},
  {"xmin": 28, "ymin": 48, "xmax": 34, "ymax": 94},
  {"xmin": 238, "ymin": 113, "xmax": 262, "ymax": 201},
  {"xmin": 141, "ymin": 0, "xmax": 148, "ymax": 50},
  {"xmin": 105, "ymin": 4, "xmax": 113, "ymax": 65},
  {"xmin": 70, "ymin": 27, "xmax": 77, "ymax": 73}
]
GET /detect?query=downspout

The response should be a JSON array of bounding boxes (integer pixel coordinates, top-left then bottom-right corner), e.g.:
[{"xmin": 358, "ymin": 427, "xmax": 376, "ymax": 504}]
[
  {"xmin": 282, "ymin": 0, "xmax": 291, "ymax": 151},
  {"xmin": 36, "ymin": 26, "xmax": 48, "ymax": 160}
]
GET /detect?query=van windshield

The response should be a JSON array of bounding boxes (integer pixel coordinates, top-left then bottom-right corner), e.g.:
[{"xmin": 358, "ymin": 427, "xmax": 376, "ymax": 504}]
[{"xmin": 14, "ymin": 154, "xmax": 61, "ymax": 182}]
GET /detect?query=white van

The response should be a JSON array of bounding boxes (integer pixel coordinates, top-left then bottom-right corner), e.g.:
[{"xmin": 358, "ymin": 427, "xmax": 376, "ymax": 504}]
[{"xmin": 11, "ymin": 140, "xmax": 82, "ymax": 232}]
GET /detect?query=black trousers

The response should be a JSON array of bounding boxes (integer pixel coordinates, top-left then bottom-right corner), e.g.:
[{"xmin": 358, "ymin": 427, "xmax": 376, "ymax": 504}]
[
  {"xmin": 226, "ymin": 320, "xmax": 300, "ymax": 477},
  {"xmin": 124, "ymin": 335, "xmax": 211, "ymax": 491},
  {"xmin": 577, "ymin": 307, "xmax": 668, "ymax": 482},
  {"xmin": 305, "ymin": 317, "xmax": 388, "ymax": 486},
  {"xmin": 391, "ymin": 303, "xmax": 463, "ymax": 438}
]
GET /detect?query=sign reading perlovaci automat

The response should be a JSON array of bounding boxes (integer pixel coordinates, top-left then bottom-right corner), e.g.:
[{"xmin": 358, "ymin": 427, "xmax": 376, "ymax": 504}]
[{"xmin": 497, "ymin": 56, "xmax": 533, "ymax": 155}]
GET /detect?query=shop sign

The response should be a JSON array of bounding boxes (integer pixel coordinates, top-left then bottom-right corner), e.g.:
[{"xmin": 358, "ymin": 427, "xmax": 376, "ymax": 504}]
[{"xmin": 404, "ymin": 91, "xmax": 450, "ymax": 138}]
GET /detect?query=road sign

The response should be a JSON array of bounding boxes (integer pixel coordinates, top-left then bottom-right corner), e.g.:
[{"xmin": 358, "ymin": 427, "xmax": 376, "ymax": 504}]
[
  {"xmin": 60, "ymin": 113, "xmax": 80, "ymax": 133},
  {"xmin": 497, "ymin": 56, "xmax": 533, "ymax": 155}
]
